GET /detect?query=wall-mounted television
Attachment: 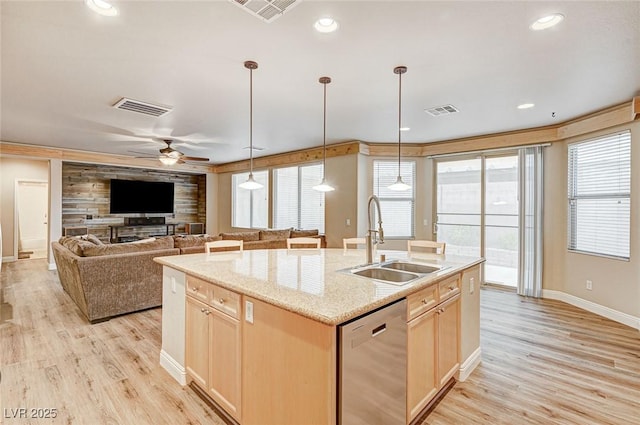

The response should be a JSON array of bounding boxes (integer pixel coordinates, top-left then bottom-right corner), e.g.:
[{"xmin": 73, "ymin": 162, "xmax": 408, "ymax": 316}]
[{"xmin": 109, "ymin": 179, "xmax": 174, "ymax": 214}]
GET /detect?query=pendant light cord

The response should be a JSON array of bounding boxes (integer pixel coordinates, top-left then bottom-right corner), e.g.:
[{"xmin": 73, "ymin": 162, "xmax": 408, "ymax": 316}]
[
  {"xmin": 323, "ymin": 80, "xmax": 327, "ymax": 178},
  {"xmin": 397, "ymin": 68, "xmax": 402, "ymax": 176},
  {"xmin": 249, "ymin": 65, "xmax": 254, "ymax": 176}
]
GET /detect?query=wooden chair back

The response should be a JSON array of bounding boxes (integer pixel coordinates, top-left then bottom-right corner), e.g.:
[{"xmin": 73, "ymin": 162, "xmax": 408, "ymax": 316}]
[{"xmin": 205, "ymin": 240, "xmax": 243, "ymax": 254}]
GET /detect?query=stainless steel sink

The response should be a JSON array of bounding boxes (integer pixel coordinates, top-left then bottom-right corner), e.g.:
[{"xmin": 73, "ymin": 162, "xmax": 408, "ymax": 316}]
[
  {"xmin": 343, "ymin": 260, "xmax": 447, "ymax": 286},
  {"xmin": 352, "ymin": 267, "xmax": 418, "ymax": 283},
  {"xmin": 381, "ymin": 261, "xmax": 440, "ymax": 274}
]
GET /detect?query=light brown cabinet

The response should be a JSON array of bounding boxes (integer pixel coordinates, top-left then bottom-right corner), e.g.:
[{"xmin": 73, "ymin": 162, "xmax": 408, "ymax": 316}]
[
  {"xmin": 185, "ymin": 276, "xmax": 242, "ymax": 422},
  {"xmin": 437, "ymin": 294, "xmax": 460, "ymax": 388},
  {"xmin": 407, "ymin": 274, "xmax": 461, "ymax": 422},
  {"xmin": 407, "ymin": 306, "xmax": 437, "ymax": 420}
]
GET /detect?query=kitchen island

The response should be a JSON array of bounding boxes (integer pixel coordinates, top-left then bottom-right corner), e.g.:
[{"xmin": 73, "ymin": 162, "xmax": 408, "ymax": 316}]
[{"xmin": 155, "ymin": 248, "xmax": 483, "ymax": 425}]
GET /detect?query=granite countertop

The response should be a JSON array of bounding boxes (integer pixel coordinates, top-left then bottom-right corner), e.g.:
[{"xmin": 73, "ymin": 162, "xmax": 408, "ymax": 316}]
[{"xmin": 154, "ymin": 248, "xmax": 483, "ymax": 325}]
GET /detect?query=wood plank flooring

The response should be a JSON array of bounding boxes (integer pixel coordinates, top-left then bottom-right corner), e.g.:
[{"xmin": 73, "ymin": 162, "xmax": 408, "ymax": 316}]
[
  {"xmin": 424, "ymin": 287, "xmax": 640, "ymax": 425},
  {"xmin": 2, "ymin": 259, "xmax": 639, "ymax": 424}
]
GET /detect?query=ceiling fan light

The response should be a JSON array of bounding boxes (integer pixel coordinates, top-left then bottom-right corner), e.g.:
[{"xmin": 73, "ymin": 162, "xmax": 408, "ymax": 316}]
[
  {"xmin": 159, "ymin": 156, "xmax": 179, "ymax": 165},
  {"xmin": 312, "ymin": 178, "xmax": 335, "ymax": 192},
  {"xmin": 388, "ymin": 175, "xmax": 411, "ymax": 191},
  {"xmin": 239, "ymin": 173, "xmax": 263, "ymax": 190}
]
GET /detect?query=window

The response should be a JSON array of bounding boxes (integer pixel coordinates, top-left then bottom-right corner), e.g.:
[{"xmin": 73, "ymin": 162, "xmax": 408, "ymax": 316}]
[
  {"xmin": 373, "ymin": 160, "xmax": 416, "ymax": 238},
  {"xmin": 568, "ymin": 131, "xmax": 630, "ymax": 259},
  {"xmin": 232, "ymin": 170, "xmax": 268, "ymax": 228},
  {"xmin": 273, "ymin": 164, "xmax": 325, "ymax": 233}
]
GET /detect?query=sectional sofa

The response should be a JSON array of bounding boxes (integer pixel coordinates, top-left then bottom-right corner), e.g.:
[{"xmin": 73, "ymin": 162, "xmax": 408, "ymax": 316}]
[{"xmin": 52, "ymin": 229, "xmax": 325, "ymax": 323}]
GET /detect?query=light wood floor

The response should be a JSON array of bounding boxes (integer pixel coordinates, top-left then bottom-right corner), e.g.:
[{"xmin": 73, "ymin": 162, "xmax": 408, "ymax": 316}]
[{"xmin": 2, "ymin": 259, "xmax": 639, "ymax": 424}]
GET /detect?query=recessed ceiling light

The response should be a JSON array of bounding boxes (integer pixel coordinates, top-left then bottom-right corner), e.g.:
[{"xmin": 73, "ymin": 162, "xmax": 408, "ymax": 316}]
[
  {"xmin": 314, "ymin": 17, "xmax": 339, "ymax": 33},
  {"xmin": 517, "ymin": 103, "xmax": 535, "ymax": 109},
  {"xmin": 85, "ymin": 0, "xmax": 118, "ymax": 17},
  {"xmin": 400, "ymin": 127, "xmax": 410, "ymax": 132},
  {"xmin": 530, "ymin": 13, "xmax": 564, "ymax": 30}
]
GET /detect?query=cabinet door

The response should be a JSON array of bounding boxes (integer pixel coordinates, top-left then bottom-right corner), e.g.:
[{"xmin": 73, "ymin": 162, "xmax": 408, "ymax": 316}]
[
  {"xmin": 209, "ymin": 310, "xmax": 242, "ymax": 422},
  {"xmin": 186, "ymin": 296, "xmax": 210, "ymax": 389},
  {"xmin": 437, "ymin": 295, "xmax": 460, "ymax": 388},
  {"xmin": 407, "ymin": 308, "xmax": 438, "ymax": 421}
]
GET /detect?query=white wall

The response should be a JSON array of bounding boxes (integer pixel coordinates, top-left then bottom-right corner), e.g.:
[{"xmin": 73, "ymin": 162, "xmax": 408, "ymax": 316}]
[
  {"xmin": 0, "ymin": 157, "xmax": 50, "ymax": 261},
  {"xmin": 543, "ymin": 120, "xmax": 640, "ymax": 323}
]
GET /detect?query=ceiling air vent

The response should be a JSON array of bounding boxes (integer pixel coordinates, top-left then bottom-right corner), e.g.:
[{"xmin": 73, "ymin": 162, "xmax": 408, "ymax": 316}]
[
  {"xmin": 112, "ymin": 97, "xmax": 173, "ymax": 117},
  {"xmin": 230, "ymin": 0, "xmax": 301, "ymax": 23},
  {"xmin": 425, "ymin": 104, "xmax": 459, "ymax": 117}
]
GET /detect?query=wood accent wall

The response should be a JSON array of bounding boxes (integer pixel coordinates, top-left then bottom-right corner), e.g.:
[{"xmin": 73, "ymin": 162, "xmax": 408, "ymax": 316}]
[{"xmin": 62, "ymin": 163, "xmax": 206, "ymax": 241}]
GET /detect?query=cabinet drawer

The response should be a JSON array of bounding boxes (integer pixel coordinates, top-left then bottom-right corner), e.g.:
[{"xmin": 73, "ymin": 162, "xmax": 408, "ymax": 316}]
[
  {"xmin": 186, "ymin": 276, "xmax": 210, "ymax": 303},
  {"xmin": 438, "ymin": 274, "xmax": 460, "ymax": 302},
  {"xmin": 209, "ymin": 285, "xmax": 241, "ymax": 319},
  {"xmin": 407, "ymin": 284, "xmax": 438, "ymax": 321}
]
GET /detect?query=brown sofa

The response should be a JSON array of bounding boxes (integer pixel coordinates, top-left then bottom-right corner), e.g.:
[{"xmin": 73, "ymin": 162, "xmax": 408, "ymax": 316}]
[
  {"xmin": 53, "ymin": 236, "xmax": 180, "ymax": 323},
  {"xmin": 218, "ymin": 228, "xmax": 326, "ymax": 249},
  {"xmin": 52, "ymin": 229, "xmax": 324, "ymax": 323}
]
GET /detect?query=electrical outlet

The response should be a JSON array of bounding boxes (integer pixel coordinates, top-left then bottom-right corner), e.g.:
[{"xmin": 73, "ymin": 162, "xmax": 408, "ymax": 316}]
[
  {"xmin": 470, "ymin": 277, "xmax": 475, "ymax": 294},
  {"xmin": 245, "ymin": 300, "xmax": 254, "ymax": 324},
  {"xmin": 586, "ymin": 280, "xmax": 593, "ymax": 290},
  {"xmin": 423, "ymin": 219, "xmax": 428, "ymax": 226},
  {"xmin": 346, "ymin": 218, "xmax": 351, "ymax": 226}
]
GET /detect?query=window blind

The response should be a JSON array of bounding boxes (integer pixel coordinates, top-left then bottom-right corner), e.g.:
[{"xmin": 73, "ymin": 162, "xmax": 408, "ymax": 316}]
[
  {"xmin": 232, "ymin": 170, "xmax": 269, "ymax": 228},
  {"xmin": 274, "ymin": 164, "xmax": 325, "ymax": 233},
  {"xmin": 568, "ymin": 131, "xmax": 630, "ymax": 259},
  {"xmin": 373, "ymin": 160, "xmax": 416, "ymax": 238}
]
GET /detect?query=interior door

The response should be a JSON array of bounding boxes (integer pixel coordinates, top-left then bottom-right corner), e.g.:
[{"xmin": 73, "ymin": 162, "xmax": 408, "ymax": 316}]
[{"xmin": 16, "ymin": 180, "xmax": 48, "ymax": 259}]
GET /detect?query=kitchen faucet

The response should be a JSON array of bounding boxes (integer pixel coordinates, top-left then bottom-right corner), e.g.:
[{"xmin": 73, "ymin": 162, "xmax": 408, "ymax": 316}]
[{"xmin": 366, "ymin": 195, "xmax": 384, "ymax": 265}]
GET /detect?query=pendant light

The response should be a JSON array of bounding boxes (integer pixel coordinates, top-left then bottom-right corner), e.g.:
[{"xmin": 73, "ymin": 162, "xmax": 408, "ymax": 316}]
[
  {"xmin": 388, "ymin": 65, "xmax": 411, "ymax": 191},
  {"xmin": 313, "ymin": 76, "xmax": 335, "ymax": 192},
  {"xmin": 239, "ymin": 60, "xmax": 263, "ymax": 190}
]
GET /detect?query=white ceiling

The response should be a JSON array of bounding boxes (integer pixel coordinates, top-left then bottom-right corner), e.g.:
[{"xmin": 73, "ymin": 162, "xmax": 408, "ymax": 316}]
[{"xmin": 2, "ymin": 1, "xmax": 639, "ymax": 165}]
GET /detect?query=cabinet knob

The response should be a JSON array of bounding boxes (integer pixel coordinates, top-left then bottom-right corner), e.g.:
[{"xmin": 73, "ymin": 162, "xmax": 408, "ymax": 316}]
[
  {"xmin": 204, "ymin": 310, "xmax": 211, "ymax": 315},
  {"xmin": 448, "ymin": 286, "xmax": 455, "ymax": 291},
  {"xmin": 218, "ymin": 298, "xmax": 225, "ymax": 305},
  {"xmin": 193, "ymin": 287, "xmax": 199, "ymax": 292},
  {"xmin": 200, "ymin": 308, "xmax": 206, "ymax": 313},
  {"xmin": 421, "ymin": 299, "xmax": 428, "ymax": 305}
]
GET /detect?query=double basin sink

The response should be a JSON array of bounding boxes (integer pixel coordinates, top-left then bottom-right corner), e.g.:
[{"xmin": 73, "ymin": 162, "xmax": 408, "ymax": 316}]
[{"xmin": 346, "ymin": 260, "xmax": 445, "ymax": 286}]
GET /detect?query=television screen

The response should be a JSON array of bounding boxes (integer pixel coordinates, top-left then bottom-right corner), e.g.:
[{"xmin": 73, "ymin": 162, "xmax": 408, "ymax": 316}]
[{"xmin": 109, "ymin": 179, "xmax": 174, "ymax": 214}]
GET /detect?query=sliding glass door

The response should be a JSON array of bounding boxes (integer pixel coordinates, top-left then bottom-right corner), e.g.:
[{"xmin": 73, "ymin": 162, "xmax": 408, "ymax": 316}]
[
  {"xmin": 484, "ymin": 156, "xmax": 519, "ymax": 286},
  {"xmin": 435, "ymin": 154, "xmax": 519, "ymax": 287}
]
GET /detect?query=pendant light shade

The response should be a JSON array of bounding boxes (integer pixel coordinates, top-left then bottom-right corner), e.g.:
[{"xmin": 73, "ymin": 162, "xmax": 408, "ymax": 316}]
[
  {"xmin": 313, "ymin": 76, "xmax": 335, "ymax": 192},
  {"xmin": 239, "ymin": 60, "xmax": 263, "ymax": 190},
  {"xmin": 388, "ymin": 65, "xmax": 411, "ymax": 192}
]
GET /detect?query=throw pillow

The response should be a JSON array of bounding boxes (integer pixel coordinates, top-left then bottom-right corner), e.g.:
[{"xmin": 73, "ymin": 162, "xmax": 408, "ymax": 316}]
[
  {"xmin": 220, "ymin": 231, "xmax": 260, "ymax": 242},
  {"xmin": 259, "ymin": 228, "xmax": 291, "ymax": 241},
  {"xmin": 291, "ymin": 229, "xmax": 319, "ymax": 238}
]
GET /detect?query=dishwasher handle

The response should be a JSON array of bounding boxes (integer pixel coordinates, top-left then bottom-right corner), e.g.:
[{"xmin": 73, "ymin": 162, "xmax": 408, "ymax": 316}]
[{"xmin": 371, "ymin": 323, "xmax": 386, "ymax": 337}]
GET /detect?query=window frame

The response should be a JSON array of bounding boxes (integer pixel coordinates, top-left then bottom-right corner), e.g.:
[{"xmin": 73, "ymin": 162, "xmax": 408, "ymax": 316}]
[{"xmin": 567, "ymin": 131, "xmax": 631, "ymax": 260}]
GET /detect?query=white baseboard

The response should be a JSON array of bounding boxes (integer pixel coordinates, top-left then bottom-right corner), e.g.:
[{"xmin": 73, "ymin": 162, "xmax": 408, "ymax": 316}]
[
  {"xmin": 458, "ymin": 347, "xmax": 482, "ymax": 382},
  {"xmin": 48, "ymin": 262, "xmax": 57, "ymax": 271},
  {"xmin": 160, "ymin": 349, "xmax": 187, "ymax": 386},
  {"xmin": 543, "ymin": 289, "xmax": 640, "ymax": 331}
]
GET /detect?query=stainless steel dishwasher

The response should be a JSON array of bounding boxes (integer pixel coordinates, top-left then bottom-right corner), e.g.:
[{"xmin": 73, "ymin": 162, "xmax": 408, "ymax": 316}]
[{"xmin": 339, "ymin": 298, "xmax": 407, "ymax": 425}]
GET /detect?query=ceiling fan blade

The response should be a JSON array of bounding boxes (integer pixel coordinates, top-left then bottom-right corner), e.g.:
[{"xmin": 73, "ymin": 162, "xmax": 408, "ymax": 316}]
[{"xmin": 181, "ymin": 156, "xmax": 210, "ymax": 162}]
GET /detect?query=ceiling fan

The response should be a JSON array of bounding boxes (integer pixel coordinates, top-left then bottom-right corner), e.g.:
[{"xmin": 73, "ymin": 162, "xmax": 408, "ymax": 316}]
[{"xmin": 132, "ymin": 139, "xmax": 210, "ymax": 165}]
